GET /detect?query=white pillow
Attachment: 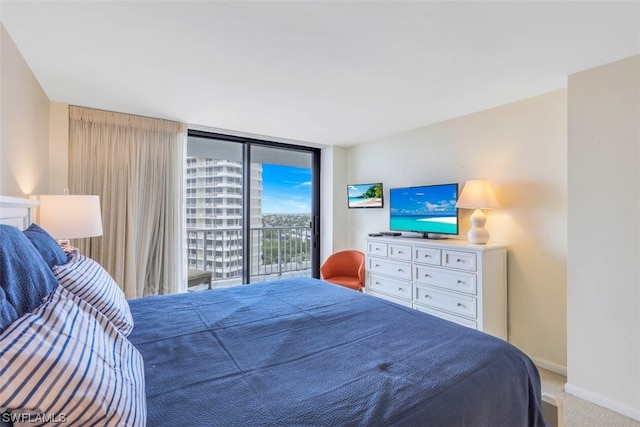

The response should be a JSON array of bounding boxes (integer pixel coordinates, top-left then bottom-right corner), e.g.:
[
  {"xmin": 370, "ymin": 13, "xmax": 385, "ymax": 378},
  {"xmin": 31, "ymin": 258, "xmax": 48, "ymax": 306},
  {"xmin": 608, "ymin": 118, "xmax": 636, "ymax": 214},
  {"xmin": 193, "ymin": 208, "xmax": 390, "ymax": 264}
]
[
  {"xmin": 0, "ymin": 285, "xmax": 146, "ymax": 426},
  {"xmin": 53, "ymin": 249, "xmax": 134, "ymax": 336}
]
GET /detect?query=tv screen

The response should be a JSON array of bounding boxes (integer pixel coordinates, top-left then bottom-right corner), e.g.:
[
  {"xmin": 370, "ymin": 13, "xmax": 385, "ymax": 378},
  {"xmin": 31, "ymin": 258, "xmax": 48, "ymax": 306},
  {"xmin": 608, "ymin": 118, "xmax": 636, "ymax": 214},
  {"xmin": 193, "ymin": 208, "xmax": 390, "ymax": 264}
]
[
  {"xmin": 347, "ymin": 183, "xmax": 383, "ymax": 208},
  {"xmin": 389, "ymin": 183, "xmax": 459, "ymax": 237}
]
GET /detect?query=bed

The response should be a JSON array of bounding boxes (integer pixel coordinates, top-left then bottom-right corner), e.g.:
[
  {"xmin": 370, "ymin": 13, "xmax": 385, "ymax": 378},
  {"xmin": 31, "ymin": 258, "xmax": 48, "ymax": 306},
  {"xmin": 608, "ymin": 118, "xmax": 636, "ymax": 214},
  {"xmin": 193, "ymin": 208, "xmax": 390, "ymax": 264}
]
[{"xmin": 0, "ymin": 195, "xmax": 548, "ymax": 426}]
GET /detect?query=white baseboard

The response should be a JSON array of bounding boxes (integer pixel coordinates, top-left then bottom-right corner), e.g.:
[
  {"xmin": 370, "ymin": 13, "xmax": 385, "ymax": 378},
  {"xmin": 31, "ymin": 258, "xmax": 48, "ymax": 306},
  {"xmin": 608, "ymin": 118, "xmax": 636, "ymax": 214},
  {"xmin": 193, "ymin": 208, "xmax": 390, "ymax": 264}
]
[
  {"xmin": 531, "ymin": 356, "xmax": 567, "ymax": 376},
  {"xmin": 564, "ymin": 382, "xmax": 640, "ymax": 422},
  {"xmin": 529, "ymin": 356, "xmax": 640, "ymax": 422}
]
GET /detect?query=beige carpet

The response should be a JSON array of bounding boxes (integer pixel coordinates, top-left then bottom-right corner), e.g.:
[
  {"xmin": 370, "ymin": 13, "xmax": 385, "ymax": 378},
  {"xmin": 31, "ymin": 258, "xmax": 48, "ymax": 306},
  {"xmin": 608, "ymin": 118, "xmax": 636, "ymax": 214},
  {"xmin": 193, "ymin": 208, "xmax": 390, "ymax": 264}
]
[{"xmin": 539, "ymin": 368, "xmax": 639, "ymax": 427}]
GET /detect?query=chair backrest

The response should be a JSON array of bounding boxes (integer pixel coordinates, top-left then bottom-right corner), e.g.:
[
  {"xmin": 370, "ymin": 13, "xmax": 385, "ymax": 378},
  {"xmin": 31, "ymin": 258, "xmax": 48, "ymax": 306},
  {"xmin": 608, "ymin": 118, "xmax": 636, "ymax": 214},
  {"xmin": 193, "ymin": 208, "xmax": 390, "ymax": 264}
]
[{"xmin": 320, "ymin": 250, "xmax": 365, "ymax": 282}]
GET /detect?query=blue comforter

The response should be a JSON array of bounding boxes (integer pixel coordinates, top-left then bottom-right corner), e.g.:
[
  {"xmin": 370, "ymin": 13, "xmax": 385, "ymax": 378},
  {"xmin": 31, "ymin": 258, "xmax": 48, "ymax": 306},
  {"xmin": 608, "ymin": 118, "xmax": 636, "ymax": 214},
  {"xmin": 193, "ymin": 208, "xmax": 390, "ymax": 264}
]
[{"xmin": 128, "ymin": 278, "xmax": 546, "ymax": 427}]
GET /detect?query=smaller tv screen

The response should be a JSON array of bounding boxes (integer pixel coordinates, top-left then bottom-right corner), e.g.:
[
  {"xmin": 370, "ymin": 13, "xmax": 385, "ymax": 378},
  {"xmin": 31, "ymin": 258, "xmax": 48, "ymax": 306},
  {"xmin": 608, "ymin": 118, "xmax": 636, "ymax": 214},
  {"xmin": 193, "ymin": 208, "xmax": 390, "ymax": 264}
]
[
  {"xmin": 389, "ymin": 183, "xmax": 458, "ymax": 236},
  {"xmin": 347, "ymin": 183, "xmax": 383, "ymax": 208}
]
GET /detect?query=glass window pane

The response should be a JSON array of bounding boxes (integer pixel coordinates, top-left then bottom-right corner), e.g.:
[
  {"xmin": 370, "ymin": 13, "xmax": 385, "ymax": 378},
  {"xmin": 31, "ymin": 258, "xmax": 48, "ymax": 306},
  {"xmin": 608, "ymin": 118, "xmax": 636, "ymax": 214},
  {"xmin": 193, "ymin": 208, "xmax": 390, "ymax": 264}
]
[
  {"xmin": 249, "ymin": 146, "xmax": 312, "ymax": 283},
  {"xmin": 186, "ymin": 134, "xmax": 318, "ymax": 289},
  {"xmin": 185, "ymin": 137, "xmax": 244, "ymax": 288},
  {"xmin": 187, "ymin": 136, "xmax": 242, "ymax": 161},
  {"xmin": 251, "ymin": 145, "xmax": 311, "ymax": 169}
]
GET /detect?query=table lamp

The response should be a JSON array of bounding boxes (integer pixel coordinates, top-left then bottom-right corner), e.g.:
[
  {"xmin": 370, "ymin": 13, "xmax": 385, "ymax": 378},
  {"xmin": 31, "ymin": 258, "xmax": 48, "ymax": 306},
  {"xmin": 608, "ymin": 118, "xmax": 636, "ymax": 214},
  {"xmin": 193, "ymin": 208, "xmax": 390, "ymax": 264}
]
[
  {"xmin": 38, "ymin": 194, "xmax": 103, "ymax": 245},
  {"xmin": 455, "ymin": 180, "xmax": 499, "ymax": 244}
]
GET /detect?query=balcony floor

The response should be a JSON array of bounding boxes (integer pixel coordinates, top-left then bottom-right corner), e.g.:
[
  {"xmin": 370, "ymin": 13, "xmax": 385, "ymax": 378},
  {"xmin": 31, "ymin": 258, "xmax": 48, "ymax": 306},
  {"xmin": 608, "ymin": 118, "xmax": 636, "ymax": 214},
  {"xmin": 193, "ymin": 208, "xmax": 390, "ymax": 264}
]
[{"xmin": 187, "ymin": 268, "xmax": 313, "ymax": 291}]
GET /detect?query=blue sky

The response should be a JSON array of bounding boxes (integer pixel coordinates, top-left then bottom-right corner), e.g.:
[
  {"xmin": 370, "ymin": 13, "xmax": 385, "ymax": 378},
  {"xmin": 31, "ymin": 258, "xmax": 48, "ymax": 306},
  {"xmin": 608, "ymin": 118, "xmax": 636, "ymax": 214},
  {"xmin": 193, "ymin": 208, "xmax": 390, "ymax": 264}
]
[
  {"xmin": 348, "ymin": 183, "xmax": 376, "ymax": 198},
  {"xmin": 390, "ymin": 184, "xmax": 457, "ymax": 216},
  {"xmin": 261, "ymin": 164, "xmax": 311, "ymax": 214}
]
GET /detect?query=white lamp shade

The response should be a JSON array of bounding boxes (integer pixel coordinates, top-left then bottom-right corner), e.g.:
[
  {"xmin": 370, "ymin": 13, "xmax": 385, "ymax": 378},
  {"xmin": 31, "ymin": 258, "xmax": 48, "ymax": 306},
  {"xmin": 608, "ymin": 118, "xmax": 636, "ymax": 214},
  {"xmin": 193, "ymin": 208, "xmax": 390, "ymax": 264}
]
[
  {"xmin": 455, "ymin": 180, "xmax": 499, "ymax": 209},
  {"xmin": 38, "ymin": 195, "xmax": 103, "ymax": 239}
]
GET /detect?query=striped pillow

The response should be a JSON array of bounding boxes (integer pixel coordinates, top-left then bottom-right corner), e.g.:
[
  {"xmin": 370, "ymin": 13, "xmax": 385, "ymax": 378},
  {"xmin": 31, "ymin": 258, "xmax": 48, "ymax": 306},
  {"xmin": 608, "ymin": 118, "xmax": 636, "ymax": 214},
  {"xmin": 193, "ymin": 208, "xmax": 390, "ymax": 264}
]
[
  {"xmin": 0, "ymin": 285, "xmax": 146, "ymax": 426},
  {"xmin": 53, "ymin": 249, "xmax": 134, "ymax": 336}
]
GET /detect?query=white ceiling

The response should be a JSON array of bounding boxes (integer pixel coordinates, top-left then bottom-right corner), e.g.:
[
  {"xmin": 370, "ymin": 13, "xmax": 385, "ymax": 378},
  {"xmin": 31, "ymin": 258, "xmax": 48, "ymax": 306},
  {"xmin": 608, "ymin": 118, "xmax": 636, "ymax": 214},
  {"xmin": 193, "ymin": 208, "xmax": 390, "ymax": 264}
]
[{"xmin": 2, "ymin": 1, "xmax": 639, "ymax": 147}]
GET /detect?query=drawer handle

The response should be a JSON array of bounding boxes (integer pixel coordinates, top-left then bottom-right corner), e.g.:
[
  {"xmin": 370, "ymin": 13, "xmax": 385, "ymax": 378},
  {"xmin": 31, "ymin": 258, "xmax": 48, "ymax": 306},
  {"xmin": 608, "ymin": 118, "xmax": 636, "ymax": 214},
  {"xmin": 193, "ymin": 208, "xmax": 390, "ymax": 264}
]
[
  {"xmin": 375, "ymin": 248, "xmax": 380, "ymax": 251},
  {"xmin": 424, "ymin": 294, "xmax": 430, "ymax": 298},
  {"xmin": 398, "ymin": 287, "xmax": 404, "ymax": 292},
  {"xmin": 397, "ymin": 269, "xmax": 404, "ymax": 272},
  {"xmin": 424, "ymin": 254, "xmax": 430, "ymax": 258},
  {"xmin": 375, "ymin": 282, "xmax": 381, "ymax": 286},
  {"xmin": 398, "ymin": 251, "xmax": 404, "ymax": 254},
  {"xmin": 424, "ymin": 274, "xmax": 430, "ymax": 278},
  {"xmin": 375, "ymin": 264, "xmax": 381, "ymax": 267},
  {"xmin": 457, "ymin": 280, "xmax": 463, "ymax": 284},
  {"xmin": 456, "ymin": 259, "xmax": 463, "ymax": 263},
  {"xmin": 457, "ymin": 303, "xmax": 464, "ymax": 307}
]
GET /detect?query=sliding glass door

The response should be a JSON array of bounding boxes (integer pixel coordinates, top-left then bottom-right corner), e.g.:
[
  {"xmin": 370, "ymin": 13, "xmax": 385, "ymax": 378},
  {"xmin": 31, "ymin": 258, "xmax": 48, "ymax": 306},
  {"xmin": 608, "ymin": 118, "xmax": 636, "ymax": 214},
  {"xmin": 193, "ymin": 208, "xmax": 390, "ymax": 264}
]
[
  {"xmin": 248, "ymin": 145, "xmax": 318, "ymax": 284},
  {"xmin": 186, "ymin": 137, "xmax": 245, "ymax": 286},
  {"xmin": 185, "ymin": 131, "xmax": 320, "ymax": 288}
]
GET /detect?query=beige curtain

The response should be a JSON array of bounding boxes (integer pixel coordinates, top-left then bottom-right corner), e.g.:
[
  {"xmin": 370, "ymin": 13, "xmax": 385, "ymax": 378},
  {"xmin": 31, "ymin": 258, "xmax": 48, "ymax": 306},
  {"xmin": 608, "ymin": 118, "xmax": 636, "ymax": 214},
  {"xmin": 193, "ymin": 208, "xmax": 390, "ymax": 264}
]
[{"xmin": 69, "ymin": 106, "xmax": 187, "ymax": 298}]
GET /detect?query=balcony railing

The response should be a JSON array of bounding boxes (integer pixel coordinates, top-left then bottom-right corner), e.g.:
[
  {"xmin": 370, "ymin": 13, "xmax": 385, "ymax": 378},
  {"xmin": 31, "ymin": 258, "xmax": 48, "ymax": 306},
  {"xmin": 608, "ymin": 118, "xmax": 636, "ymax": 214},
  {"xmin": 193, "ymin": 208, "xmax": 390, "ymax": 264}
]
[{"xmin": 186, "ymin": 225, "xmax": 312, "ymax": 289}]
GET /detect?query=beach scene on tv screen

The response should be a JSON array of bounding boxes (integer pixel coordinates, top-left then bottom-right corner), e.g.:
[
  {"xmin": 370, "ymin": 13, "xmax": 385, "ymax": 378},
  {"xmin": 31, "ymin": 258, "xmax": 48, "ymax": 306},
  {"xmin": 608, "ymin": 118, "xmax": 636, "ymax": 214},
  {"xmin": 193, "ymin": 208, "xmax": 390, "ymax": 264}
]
[
  {"xmin": 390, "ymin": 185, "xmax": 457, "ymax": 234},
  {"xmin": 348, "ymin": 183, "xmax": 383, "ymax": 208}
]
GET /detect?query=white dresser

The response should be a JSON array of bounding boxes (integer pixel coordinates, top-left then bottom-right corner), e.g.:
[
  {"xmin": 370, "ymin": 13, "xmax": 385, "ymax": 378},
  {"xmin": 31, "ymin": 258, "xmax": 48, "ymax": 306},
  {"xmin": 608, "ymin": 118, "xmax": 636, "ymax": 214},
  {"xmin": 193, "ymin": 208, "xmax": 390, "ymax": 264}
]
[{"xmin": 365, "ymin": 236, "xmax": 507, "ymax": 340}]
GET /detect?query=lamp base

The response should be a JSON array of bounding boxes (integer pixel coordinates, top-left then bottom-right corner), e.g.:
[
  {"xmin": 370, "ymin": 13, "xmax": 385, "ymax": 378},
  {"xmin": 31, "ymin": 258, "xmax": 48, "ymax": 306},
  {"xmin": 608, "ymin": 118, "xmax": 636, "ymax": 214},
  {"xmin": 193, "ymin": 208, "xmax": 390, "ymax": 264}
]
[{"xmin": 467, "ymin": 209, "xmax": 490, "ymax": 244}]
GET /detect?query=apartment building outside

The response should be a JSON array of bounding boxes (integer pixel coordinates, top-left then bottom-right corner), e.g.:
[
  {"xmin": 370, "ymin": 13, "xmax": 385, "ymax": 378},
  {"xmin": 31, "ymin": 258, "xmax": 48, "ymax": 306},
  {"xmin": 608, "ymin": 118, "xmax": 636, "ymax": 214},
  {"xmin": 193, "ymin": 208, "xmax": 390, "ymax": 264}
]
[{"xmin": 185, "ymin": 157, "xmax": 263, "ymax": 284}]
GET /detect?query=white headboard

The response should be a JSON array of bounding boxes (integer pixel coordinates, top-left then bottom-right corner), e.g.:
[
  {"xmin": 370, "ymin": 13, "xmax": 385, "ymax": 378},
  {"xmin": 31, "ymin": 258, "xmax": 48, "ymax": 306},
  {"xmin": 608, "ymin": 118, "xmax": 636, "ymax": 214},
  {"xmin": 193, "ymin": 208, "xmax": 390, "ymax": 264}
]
[{"xmin": 0, "ymin": 195, "xmax": 39, "ymax": 230}]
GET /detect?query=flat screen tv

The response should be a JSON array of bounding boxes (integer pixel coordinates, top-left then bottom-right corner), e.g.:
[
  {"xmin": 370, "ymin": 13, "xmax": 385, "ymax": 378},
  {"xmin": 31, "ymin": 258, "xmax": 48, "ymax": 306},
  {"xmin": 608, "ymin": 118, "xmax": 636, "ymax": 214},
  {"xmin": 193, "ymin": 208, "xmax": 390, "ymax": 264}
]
[
  {"xmin": 389, "ymin": 183, "xmax": 459, "ymax": 238},
  {"xmin": 347, "ymin": 183, "xmax": 383, "ymax": 208}
]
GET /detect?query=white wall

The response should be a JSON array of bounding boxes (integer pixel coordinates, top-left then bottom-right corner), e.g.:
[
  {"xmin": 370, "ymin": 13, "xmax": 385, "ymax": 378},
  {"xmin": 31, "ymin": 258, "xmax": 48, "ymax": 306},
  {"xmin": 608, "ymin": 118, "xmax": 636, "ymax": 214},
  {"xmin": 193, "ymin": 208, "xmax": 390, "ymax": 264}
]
[
  {"xmin": 48, "ymin": 101, "xmax": 70, "ymax": 193},
  {"xmin": 0, "ymin": 23, "xmax": 50, "ymax": 196},
  {"xmin": 346, "ymin": 90, "xmax": 568, "ymax": 371},
  {"xmin": 320, "ymin": 145, "xmax": 349, "ymax": 261},
  {"xmin": 566, "ymin": 55, "xmax": 640, "ymax": 419}
]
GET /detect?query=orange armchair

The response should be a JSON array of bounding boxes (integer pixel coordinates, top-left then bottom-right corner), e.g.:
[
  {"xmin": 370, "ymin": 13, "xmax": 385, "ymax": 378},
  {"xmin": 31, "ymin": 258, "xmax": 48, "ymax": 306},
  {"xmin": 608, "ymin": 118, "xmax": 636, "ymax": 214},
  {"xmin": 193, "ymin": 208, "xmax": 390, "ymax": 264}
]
[{"xmin": 320, "ymin": 250, "xmax": 365, "ymax": 291}]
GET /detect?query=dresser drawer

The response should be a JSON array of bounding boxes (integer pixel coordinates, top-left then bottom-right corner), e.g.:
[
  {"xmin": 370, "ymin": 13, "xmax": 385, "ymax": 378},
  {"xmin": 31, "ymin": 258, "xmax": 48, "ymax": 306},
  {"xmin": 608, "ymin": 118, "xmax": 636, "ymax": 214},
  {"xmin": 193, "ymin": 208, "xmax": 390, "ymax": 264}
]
[
  {"xmin": 443, "ymin": 250, "xmax": 477, "ymax": 271},
  {"xmin": 414, "ymin": 246, "xmax": 441, "ymax": 266},
  {"xmin": 389, "ymin": 244, "xmax": 412, "ymax": 261},
  {"xmin": 368, "ymin": 274, "xmax": 412, "ymax": 301},
  {"xmin": 367, "ymin": 289, "xmax": 413, "ymax": 307},
  {"xmin": 414, "ymin": 284, "xmax": 477, "ymax": 319},
  {"xmin": 364, "ymin": 238, "xmax": 507, "ymax": 339},
  {"xmin": 414, "ymin": 265, "xmax": 476, "ymax": 295},
  {"xmin": 367, "ymin": 241, "xmax": 388, "ymax": 257},
  {"xmin": 368, "ymin": 257, "xmax": 412, "ymax": 281},
  {"xmin": 414, "ymin": 304, "xmax": 478, "ymax": 330}
]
